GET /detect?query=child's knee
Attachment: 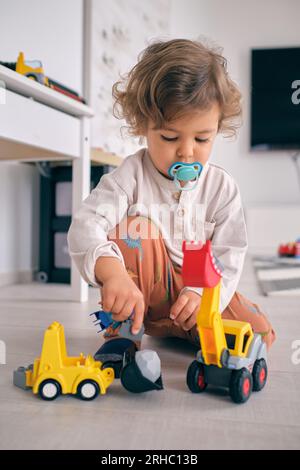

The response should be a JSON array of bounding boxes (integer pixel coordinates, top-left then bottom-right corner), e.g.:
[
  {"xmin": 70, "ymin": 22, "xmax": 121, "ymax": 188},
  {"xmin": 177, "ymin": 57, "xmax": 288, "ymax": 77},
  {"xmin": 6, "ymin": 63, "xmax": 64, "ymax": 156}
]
[
  {"xmin": 261, "ymin": 325, "xmax": 276, "ymax": 351},
  {"xmin": 249, "ymin": 311, "xmax": 276, "ymax": 351},
  {"xmin": 109, "ymin": 215, "xmax": 161, "ymax": 244}
]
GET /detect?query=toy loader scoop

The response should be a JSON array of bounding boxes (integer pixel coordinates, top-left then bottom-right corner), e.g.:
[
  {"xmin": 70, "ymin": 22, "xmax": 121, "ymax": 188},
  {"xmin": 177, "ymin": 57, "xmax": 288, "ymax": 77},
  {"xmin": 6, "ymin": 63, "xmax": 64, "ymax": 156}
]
[
  {"xmin": 182, "ymin": 240, "xmax": 222, "ymax": 288},
  {"xmin": 182, "ymin": 240, "xmax": 268, "ymax": 404}
]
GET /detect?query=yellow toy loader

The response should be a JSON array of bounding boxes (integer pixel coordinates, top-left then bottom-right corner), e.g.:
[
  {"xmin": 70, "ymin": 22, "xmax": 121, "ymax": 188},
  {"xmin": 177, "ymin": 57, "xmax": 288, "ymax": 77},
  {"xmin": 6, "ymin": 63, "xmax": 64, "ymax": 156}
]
[{"xmin": 13, "ymin": 322, "xmax": 114, "ymax": 401}]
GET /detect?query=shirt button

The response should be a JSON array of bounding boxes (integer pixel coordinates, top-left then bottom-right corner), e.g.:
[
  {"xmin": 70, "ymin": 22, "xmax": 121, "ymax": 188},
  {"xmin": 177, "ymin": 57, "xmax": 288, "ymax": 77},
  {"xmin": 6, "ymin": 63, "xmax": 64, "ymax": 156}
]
[
  {"xmin": 177, "ymin": 208, "xmax": 185, "ymax": 216},
  {"xmin": 173, "ymin": 192, "xmax": 181, "ymax": 201}
]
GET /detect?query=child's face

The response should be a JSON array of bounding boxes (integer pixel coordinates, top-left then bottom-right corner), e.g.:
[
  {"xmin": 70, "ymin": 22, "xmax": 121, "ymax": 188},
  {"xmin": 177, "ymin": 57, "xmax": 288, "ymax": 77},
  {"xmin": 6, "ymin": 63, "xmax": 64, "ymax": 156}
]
[{"xmin": 145, "ymin": 103, "xmax": 220, "ymax": 179}]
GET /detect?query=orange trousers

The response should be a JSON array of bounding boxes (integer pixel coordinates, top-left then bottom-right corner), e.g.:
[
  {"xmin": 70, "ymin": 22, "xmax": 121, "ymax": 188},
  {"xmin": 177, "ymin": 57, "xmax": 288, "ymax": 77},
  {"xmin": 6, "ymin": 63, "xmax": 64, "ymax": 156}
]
[{"xmin": 105, "ymin": 216, "xmax": 275, "ymax": 350}]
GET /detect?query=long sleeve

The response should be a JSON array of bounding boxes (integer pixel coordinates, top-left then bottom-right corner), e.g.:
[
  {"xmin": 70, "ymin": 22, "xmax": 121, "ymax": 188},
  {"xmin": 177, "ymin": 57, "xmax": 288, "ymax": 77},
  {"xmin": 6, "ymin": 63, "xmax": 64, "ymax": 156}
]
[
  {"xmin": 210, "ymin": 178, "xmax": 248, "ymax": 312},
  {"xmin": 67, "ymin": 173, "xmax": 129, "ymax": 287}
]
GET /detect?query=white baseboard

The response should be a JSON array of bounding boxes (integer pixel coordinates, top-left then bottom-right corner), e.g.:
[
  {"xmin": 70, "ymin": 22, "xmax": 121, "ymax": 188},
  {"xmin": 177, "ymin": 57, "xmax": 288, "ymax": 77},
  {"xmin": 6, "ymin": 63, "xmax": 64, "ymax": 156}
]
[{"xmin": 0, "ymin": 270, "xmax": 34, "ymax": 287}]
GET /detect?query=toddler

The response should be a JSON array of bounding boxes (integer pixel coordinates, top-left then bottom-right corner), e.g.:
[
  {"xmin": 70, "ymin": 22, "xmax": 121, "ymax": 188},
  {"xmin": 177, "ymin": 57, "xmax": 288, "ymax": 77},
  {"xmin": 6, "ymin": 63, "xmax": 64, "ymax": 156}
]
[{"xmin": 68, "ymin": 38, "xmax": 275, "ymax": 360}]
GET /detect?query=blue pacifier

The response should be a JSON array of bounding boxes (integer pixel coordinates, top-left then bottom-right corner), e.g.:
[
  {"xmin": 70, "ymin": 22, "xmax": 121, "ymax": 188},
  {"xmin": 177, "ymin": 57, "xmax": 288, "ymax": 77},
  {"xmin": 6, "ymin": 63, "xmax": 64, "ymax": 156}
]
[{"xmin": 168, "ymin": 162, "xmax": 203, "ymax": 191}]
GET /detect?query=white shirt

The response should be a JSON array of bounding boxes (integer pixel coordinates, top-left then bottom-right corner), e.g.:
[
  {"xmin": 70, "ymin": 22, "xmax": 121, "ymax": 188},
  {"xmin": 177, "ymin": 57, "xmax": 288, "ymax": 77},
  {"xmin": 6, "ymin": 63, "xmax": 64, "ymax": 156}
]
[{"xmin": 67, "ymin": 147, "xmax": 248, "ymax": 311}]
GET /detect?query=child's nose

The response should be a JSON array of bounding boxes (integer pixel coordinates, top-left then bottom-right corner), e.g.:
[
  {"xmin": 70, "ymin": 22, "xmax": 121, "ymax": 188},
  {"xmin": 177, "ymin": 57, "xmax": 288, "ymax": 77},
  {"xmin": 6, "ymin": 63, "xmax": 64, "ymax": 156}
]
[
  {"xmin": 176, "ymin": 154, "xmax": 194, "ymax": 163},
  {"xmin": 176, "ymin": 143, "xmax": 195, "ymax": 161}
]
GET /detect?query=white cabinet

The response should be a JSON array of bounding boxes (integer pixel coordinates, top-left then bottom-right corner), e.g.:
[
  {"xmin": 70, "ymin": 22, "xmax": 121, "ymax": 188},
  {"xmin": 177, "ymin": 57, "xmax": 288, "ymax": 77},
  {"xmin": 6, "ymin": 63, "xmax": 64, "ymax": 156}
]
[{"xmin": 0, "ymin": 90, "xmax": 81, "ymax": 159}]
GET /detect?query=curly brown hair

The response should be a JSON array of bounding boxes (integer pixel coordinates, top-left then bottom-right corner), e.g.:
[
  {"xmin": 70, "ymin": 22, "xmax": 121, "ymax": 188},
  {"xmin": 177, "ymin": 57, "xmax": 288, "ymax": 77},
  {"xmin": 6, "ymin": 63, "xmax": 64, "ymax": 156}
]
[{"xmin": 112, "ymin": 38, "xmax": 242, "ymax": 139}]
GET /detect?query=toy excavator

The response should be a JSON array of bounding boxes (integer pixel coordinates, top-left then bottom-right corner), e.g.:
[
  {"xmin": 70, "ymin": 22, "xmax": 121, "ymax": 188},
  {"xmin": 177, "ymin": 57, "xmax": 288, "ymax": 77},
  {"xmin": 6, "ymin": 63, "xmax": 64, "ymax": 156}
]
[
  {"xmin": 13, "ymin": 322, "xmax": 114, "ymax": 401},
  {"xmin": 182, "ymin": 240, "xmax": 268, "ymax": 404}
]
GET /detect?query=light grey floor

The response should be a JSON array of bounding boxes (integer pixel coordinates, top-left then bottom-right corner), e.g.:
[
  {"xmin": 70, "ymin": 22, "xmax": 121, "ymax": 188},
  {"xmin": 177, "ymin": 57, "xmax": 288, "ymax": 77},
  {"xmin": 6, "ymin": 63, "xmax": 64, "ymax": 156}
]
[{"xmin": 0, "ymin": 255, "xmax": 300, "ymax": 450}]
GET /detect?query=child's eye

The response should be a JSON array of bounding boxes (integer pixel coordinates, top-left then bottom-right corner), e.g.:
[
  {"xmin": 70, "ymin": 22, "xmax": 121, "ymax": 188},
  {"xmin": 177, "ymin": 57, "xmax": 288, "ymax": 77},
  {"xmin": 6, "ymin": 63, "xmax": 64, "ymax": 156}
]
[
  {"xmin": 160, "ymin": 135, "xmax": 177, "ymax": 142},
  {"xmin": 160, "ymin": 135, "xmax": 209, "ymax": 143}
]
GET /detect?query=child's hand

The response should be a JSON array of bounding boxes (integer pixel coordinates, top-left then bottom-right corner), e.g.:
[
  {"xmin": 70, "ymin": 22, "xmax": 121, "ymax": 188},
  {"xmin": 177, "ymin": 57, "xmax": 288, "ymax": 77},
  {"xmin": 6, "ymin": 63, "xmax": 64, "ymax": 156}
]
[
  {"xmin": 101, "ymin": 273, "xmax": 145, "ymax": 335},
  {"xmin": 169, "ymin": 291, "xmax": 201, "ymax": 331}
]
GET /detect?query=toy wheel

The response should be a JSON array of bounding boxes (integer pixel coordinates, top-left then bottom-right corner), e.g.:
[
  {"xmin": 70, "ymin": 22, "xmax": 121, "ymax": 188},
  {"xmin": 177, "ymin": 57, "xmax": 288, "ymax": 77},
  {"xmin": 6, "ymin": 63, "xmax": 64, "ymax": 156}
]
[
  {"xmin": 77, "ymin": 380, "xmax": 100, "ymax": 401},
  {"xmin": 38, "ymin": 379, "xmax": 61, "ymax": 401},
  {"xmin": 186, "ymin": 360, "xmax": 207, "ymax": 393},
  {"xmin": 252, "ymin": 358, "xmax": 268, "ymax": 391},
  {"xmin": 229, "ymin": 368, "xmax": 253, "ymax": 404},
  {"xmin": 26, "ymin": 73, "xmax": 38, "ymax": 81}
]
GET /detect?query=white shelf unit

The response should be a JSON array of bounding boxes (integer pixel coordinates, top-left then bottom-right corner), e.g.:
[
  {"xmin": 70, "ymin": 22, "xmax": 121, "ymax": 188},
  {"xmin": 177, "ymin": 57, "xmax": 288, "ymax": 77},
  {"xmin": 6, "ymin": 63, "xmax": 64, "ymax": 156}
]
[{"xmin": 0, "ymin": 64, "xmax": 94, "ymax": 302}]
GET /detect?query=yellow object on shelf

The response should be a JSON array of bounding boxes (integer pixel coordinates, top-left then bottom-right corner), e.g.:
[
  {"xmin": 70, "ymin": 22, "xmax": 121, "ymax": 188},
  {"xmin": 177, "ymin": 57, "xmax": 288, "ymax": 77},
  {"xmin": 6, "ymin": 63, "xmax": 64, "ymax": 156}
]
[{"xmin": 16, "ymin": 52, "xmax": 49, "ymax": 86}]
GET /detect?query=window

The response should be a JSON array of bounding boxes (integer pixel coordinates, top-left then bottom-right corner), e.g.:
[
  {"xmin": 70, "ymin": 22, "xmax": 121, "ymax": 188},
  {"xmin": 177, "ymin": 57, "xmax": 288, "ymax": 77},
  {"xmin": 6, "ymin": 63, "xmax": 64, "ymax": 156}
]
[{"xmin": 225, "ymin": 333, "xmax": 236, "ymax": 350}]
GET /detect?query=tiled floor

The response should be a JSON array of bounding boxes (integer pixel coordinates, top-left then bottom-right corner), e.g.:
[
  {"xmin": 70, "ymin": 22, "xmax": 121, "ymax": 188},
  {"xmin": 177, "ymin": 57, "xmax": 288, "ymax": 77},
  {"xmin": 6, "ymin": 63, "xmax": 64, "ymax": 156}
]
[{"xmin": 0, "ymin": 256, "xmax": 299, "ymax": 450}]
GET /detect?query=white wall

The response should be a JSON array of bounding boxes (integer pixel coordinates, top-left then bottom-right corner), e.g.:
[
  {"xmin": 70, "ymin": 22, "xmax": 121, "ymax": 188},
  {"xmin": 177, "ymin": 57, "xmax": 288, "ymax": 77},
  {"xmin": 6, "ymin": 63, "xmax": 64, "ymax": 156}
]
[
  {"xmin": 89, "ymin": 0, "xmax": 171, "ymax": 157},
  {"xmin": 0, "ymin": 0, "xmax": 83, "ymax": 281},
  {"xmin": 170, "ymin": 0, "xmax": 300, "ymax": 206}
]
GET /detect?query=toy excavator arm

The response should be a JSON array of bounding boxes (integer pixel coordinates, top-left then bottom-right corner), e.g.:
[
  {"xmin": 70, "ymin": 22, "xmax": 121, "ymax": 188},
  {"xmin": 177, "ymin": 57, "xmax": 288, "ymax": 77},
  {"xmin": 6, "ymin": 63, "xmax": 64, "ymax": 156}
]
[{"xmin": 182, "ymin": 240, "xmax": 228, "ymax": 367}]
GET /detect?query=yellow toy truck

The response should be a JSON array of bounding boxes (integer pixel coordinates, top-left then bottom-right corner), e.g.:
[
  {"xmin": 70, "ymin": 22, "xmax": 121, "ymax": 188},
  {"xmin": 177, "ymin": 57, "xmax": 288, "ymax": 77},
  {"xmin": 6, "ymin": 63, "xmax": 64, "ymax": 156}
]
[
  {"xmin": 0, "ymin": 52, "xmax": 85, "ymax": 102},
  {"xmin": 182, "ymin": 240, "xmax": 268, "ymax": 404},
  {"xmin": 15, "ymin": 51, "xmax": 49, "ymax": 85},
  {"xmin": 0, "ymin": 52, "xmax": 49, "ymax": 85},
  {"xmin": 13, "ymin": 322, "xmax": 114, "ymax": 401}
]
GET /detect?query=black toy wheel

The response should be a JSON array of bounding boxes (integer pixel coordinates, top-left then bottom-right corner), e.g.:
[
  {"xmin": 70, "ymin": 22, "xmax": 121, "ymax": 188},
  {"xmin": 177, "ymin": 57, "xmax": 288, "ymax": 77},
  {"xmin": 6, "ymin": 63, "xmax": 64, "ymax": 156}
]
[
  {"xmin": 38, "ymin": 379, "xmax": 61, "ymax": 401},
  {"xmin": 26, "ymin": 73, "xmax": 38, "ymax": 81},
  {"xmin": 252, "ymin": 358, "xmax": 268, "ymax": 391},
  {"xmin": 77, "ymin": 380, "xmax": 100, "ymax": 401},
  {"xmin": 186, "ymin": 360, "xmax": 207, "ymax": 393},
  {"xmin": 229, "ymin": 368, "xmax": 253, "ymax": 404}
]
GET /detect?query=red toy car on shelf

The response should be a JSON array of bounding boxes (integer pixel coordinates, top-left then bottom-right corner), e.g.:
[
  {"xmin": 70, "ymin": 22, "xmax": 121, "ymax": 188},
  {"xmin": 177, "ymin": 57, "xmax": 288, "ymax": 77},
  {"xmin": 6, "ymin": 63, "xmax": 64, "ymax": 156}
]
[{"xmin": 278, "ymin": 239, "xmax": 300, "ymax": 258}]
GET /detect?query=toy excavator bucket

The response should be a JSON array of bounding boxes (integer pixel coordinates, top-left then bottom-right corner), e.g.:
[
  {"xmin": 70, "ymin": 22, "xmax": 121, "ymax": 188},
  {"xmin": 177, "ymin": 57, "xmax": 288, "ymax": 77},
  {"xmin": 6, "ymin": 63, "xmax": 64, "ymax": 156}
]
[{"xmin": 182, "ymin": 240, "xmax": 222, "ymax": 288}]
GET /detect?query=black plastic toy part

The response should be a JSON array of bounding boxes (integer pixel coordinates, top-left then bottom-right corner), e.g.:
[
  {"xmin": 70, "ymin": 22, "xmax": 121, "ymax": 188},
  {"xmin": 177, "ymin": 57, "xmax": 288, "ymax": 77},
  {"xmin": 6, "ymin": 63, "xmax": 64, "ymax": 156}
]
[
  {"xmin": 120, "ymin": 345, "xmax": 164, "ymax": 393},
  {"xmin": 94, "ymin": 337, "xmax": 137, "ymax": 379}
]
